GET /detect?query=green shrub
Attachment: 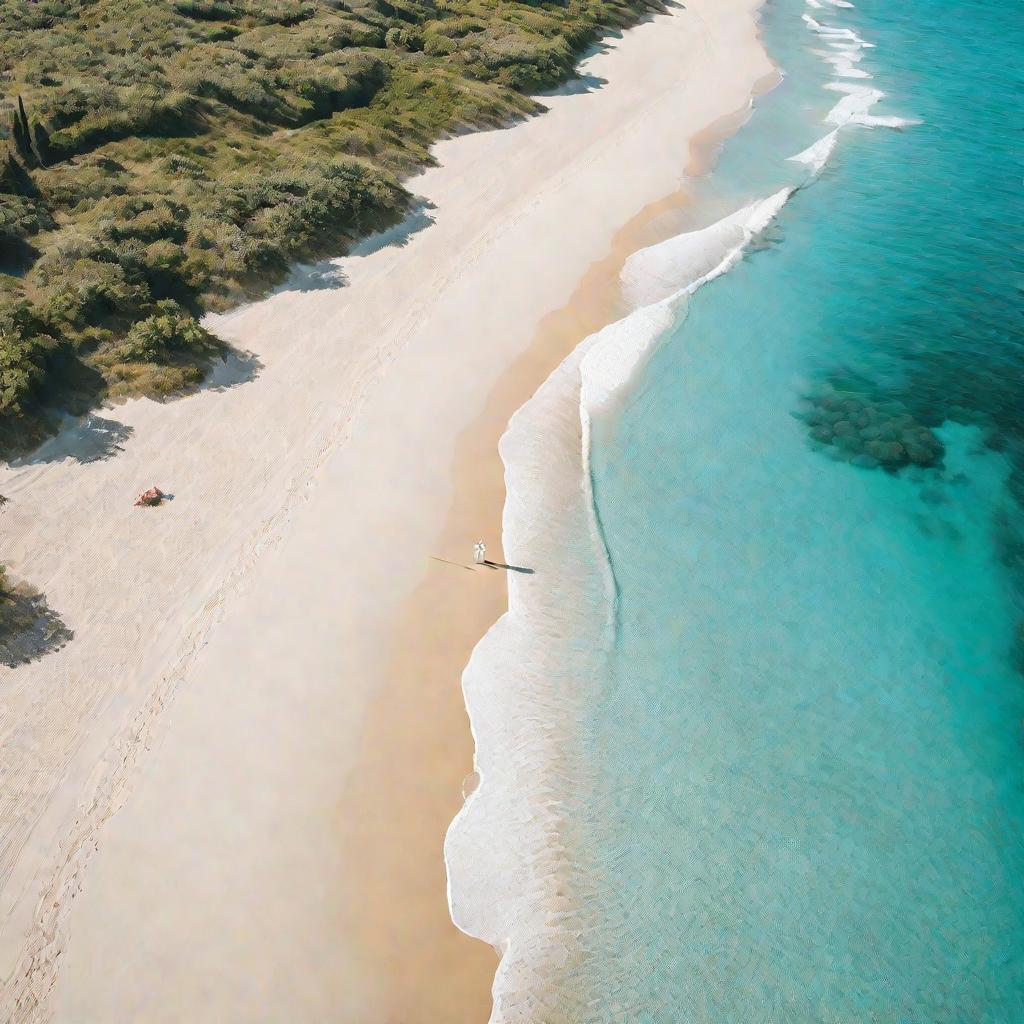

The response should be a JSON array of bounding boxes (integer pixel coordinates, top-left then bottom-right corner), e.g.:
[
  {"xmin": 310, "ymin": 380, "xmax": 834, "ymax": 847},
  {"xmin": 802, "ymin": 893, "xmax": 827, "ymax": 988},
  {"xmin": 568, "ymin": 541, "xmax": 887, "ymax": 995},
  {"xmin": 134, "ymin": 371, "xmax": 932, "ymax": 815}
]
[
  {"xmin": 175, "ymin": 0, "xmax": 238, "ymax": 20},
  {"xmin": 45, "ymin": 90, "xmax": 194, "ymax": 161},
  {"xmin": 39, "ymin": 257, "xmax": 150, "ymax": 325},
  {"xmin": 0, "ymin": 302, "xmax": 58, "ymax": 416},
  {"xmin": 0, "ymin": 564, "xmax": 33, "ymax": 639},
  {"xmin": 106, "ymin": 300, "xmax": 220, "ymax": 363},
  {"xmin": 0, "ymin": 0, "xmax": 660, "ymax": 450},
  {"xmin": 241, "ymin": 0, "xmax": 314, "ymax": 25}
]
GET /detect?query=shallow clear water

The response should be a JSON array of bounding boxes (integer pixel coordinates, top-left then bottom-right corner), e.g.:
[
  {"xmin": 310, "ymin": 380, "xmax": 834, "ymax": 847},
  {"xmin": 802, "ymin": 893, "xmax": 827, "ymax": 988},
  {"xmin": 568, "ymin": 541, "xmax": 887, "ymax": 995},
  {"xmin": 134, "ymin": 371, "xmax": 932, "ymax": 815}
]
[{"xmin": 580, "ymin": 0, "xmax": 1024, "ymax": 1018}]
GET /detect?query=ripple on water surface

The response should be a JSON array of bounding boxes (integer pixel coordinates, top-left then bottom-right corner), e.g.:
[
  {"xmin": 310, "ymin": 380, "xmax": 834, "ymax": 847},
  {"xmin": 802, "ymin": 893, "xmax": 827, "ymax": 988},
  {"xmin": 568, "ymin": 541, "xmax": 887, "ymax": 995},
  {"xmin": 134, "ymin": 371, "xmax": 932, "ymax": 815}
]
[{"xmin": 575, "ymin": 0, "xmax": 1024, "ymax": 1017}]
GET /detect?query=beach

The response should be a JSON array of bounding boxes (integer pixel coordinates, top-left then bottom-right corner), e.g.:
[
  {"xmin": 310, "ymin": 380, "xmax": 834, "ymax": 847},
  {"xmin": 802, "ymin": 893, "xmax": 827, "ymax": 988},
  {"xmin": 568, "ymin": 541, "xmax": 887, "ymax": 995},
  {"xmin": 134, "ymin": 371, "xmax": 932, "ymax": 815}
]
[{"xmin": 0, "ymin": 3, "xmax": 772, "ymax": 1020}]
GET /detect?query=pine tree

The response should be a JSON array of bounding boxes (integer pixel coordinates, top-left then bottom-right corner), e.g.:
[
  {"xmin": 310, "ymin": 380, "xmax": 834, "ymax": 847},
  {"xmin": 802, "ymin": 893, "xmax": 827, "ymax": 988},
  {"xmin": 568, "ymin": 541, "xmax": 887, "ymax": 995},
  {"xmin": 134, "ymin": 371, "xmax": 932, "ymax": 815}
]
[
  {"xmin": 10, "ymin": 110, "xmax": 27, "ymax": 158},
  {"xmin": 10, "ymin": 96, "xmax": 36, "ymax": 167}
]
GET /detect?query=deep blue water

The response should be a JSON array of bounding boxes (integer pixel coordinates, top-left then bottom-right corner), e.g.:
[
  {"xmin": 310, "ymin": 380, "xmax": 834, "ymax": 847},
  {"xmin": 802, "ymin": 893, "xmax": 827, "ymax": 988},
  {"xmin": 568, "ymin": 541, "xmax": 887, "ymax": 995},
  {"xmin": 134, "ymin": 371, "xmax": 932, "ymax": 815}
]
[{"xmin": 580, "ymin": 0, "xmax": 1024, "ymax": 1018}]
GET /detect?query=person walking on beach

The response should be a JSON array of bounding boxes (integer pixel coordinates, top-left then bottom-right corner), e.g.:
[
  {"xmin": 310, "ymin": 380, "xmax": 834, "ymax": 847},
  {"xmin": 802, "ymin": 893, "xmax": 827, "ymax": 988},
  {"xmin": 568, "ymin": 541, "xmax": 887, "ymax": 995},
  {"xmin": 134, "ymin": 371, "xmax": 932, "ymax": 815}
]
[{"xmin": 473, "ymin": 541, "xmax": 487, "ymax": 565}]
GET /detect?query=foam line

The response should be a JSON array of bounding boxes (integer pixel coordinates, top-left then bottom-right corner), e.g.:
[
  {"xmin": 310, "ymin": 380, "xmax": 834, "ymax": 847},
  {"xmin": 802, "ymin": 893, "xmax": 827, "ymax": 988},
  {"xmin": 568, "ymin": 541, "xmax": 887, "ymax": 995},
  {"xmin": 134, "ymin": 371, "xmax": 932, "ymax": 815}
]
[
  {"xmin": 788, "ymin": 130, "xmax": 840, "ymax": 175},
  {"xmin": 620, "ymin": 188, "xmax": 794, "ymax": 308}
]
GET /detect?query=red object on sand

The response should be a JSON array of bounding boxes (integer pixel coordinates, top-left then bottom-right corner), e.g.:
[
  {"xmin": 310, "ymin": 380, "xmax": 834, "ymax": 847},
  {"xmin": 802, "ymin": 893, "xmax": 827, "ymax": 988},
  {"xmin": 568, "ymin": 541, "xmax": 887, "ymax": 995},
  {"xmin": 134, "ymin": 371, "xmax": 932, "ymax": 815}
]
[{"xmin": 134, "ymin": 486, "xmax": 165, "ymax": 507}]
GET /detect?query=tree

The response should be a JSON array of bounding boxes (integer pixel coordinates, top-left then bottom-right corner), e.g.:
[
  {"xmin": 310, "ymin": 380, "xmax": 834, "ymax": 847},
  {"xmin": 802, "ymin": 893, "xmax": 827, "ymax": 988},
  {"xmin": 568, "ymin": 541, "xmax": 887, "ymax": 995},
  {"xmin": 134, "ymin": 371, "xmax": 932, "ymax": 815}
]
[{"xmin": 15, "ymin": 96, "xmax": 38, "ymax": 167}]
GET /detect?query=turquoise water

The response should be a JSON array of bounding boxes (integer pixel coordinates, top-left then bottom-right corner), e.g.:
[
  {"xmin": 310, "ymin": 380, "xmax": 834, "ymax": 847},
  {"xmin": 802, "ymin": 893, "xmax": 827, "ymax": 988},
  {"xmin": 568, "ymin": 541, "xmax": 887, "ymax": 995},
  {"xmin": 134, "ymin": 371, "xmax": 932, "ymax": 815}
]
[{"xmin": 579, "ymin": 0, "xmax": 1024, "ymax": 1018}]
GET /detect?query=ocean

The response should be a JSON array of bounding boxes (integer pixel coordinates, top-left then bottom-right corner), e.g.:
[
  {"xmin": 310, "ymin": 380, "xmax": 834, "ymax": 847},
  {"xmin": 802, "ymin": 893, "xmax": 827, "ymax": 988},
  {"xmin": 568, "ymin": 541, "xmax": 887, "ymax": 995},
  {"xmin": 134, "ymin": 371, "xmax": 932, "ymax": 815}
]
[{"xmin": 448, "ymin": 0, "xmax": 1024, "ymax": 1019}]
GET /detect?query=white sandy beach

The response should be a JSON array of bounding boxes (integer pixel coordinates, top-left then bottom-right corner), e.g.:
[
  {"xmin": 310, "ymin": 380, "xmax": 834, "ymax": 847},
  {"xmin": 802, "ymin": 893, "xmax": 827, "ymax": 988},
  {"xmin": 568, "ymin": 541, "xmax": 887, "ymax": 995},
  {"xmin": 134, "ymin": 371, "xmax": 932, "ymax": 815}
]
[{"xmin": 0, "ymin": 4, "xmax": 771, "ymax": 1020}]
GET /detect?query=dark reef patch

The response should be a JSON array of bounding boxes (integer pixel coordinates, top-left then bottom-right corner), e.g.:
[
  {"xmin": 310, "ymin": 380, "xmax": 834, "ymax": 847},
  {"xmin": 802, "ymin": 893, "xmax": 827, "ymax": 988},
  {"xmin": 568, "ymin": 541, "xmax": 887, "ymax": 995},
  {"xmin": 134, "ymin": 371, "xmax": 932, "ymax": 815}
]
[{"xmin": 798, "ymin": 383, "xmax": 944, "ymax": 471}]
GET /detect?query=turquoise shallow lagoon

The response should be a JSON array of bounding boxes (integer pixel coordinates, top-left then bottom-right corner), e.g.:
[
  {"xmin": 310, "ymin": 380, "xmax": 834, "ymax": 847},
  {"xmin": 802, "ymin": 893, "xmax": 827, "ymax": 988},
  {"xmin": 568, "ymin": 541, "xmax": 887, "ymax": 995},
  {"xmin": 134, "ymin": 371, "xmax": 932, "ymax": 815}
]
[{"xmin": 578, "ymin": 0, "xmax": 1024, "ymax": 1017}]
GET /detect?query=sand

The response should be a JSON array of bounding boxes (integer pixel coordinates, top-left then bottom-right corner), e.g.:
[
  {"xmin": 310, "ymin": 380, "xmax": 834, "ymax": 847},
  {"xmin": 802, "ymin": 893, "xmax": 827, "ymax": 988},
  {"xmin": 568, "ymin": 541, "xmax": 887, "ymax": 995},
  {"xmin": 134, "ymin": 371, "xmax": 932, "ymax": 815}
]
[{"xmin": 0, "ymin": 4, "xmax": 772, "ymax": 1020}]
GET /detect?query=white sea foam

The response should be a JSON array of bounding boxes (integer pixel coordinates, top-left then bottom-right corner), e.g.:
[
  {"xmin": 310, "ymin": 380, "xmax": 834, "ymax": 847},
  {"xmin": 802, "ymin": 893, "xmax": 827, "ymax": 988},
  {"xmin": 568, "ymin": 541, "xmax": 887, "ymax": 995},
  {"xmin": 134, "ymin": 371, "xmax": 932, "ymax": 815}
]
[
  {"xmin": 820, "ymin": 26, "xmax": 868, "ymax": 41},
  {"xmin": 814, "ymin": 45, "xmax": 871, "ymax": 78},
  {"xmin": 444, "ymin": 294, "xmax": 681, "ymax": 1022},
  {"xmin": 824, "ymin": 81, "xmax": 885, "ymax": 125},
  {"xmin": 830, "ymin": 59, "xmax": 871, "ymax": 79},
  {"xmin": 446, "ymin": 172, "xmax": 799, "ymax": 1020},
  {"xmin": 825, "ymin": 33, "xmax": 870, "ymax": 49},
  {"xmin": 444, "ymin": 325, "xmax": 612, "ymax": 1019},
  {"xmin": 806, "ymin": 11, "xmax": 918, "ymax": 131},
  {"xmin": 620, "ymin": 188, "xmax": 794, "ymax": 308},
  {"xmin": 858, "ymin": 114, "xmax": 919, "ymax": 128},
  {"xmin": 824, "ymin": 81, "xmax": 918, "ymax": 128},
  {"xmin": 788, "ymin": 129, "xmax": 840, "ymax": 175},
  {"xmin": 804, "ymin": 14, "xmax": 874, "ymax": 46}
]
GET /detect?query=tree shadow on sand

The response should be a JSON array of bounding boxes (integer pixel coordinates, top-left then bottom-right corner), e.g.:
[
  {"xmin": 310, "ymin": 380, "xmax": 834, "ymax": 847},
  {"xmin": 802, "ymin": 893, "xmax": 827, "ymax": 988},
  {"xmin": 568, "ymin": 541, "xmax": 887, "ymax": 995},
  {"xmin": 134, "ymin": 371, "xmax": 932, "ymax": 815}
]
[
  {"xmin": 540, "ymin": 73, "xmax": 608, "ymax": 97},
  {"xmin": 0, "ymin": 584, "xmax": 73, "ymax": 668},
  {"xmin": 348, "ymin": 201, "xmax": 436, "ymax": 258},
  {"xmin": 201, "ymin": 348, "xmax": 265, "ymax": 392},
  {"xmin": 284, "ymin": 261, "xmax": 350, "ymax": 292},
  {"xmin": 277, "ymin": 200, "xmax": 437, "ymax": 293},
  {"xmin": 11, "ymin": 414, "xmax": 134, "ymax": 467}
]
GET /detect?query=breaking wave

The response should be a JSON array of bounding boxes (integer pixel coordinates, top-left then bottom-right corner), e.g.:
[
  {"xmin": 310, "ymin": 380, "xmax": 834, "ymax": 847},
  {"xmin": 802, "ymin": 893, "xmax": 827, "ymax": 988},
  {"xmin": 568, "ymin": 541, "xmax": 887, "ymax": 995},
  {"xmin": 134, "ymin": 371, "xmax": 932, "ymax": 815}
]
[
  {"xmin": 445, "ymin": 183, "xmax": 797, "ymax": 1019},
  {"xmin": 620, "ymin": 189, "xmax": 794, "ymax": 307},
  {"xmin": 788, "ymin": 129, "xmax": 840, "ymax": 174},
  {"xmin": 787, "ymin": 0, "xmax": 918, "ymax": 181}
]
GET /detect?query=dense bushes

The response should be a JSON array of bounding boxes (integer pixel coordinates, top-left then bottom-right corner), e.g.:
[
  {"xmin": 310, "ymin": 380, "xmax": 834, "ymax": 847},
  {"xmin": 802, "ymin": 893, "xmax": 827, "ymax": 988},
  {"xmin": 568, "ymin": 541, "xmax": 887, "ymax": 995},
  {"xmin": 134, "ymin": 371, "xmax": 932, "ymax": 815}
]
[
  {"xmin": 0, "ymin": 563, "xmax": 31, "ymax": 641},
  {"xmin": 0, "ymin": 557, "xmax": 73, "ymax": 666},
  {"xmin": 46, "ymin": 91, "xmax": 195, "ymax": 162},
  {"xmin": 0, "ymin": 564, "xmax": 30, "ymax": 637},
  {"xmin": 93, "ymin": 300, "xmax": 224, "ymax": 397},
  {"xmin": 0, "ymin": 301, "xmax": 57, "ymax": 416},
  {"xmin": 0, "ymin": 0, "xmax": 661, "ymax": 452}
]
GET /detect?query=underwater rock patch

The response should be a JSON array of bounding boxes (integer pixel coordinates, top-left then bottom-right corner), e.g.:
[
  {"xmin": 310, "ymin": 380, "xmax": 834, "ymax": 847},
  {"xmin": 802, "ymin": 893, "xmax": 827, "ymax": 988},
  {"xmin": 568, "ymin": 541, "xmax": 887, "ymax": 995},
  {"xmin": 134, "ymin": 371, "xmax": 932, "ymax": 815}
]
[{"xmin": 799, "ymin": 389, "xmax": 944, "ymax": 471}]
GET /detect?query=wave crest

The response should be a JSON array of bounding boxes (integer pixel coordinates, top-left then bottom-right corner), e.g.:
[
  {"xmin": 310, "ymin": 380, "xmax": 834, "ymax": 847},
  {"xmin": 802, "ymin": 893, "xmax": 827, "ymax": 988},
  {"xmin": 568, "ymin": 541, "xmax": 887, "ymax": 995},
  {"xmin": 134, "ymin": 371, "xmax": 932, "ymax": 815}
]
[
  {"xmin": 620, "ymin": 188, "xmax": 794, "ymax": 308},
  {"xmin": 788, "ymin": 129, "xmax": 840, "ymax": 175}
]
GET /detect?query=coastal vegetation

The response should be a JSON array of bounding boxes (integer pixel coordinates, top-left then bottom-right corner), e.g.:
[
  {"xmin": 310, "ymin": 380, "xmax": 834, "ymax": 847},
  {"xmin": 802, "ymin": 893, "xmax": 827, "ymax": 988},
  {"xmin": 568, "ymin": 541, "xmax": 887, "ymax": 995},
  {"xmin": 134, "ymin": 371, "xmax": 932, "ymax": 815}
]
[
  {"xmin": 0, "ymin": 562, "xmax": 26, "ymax": 630},
  {"xmin": 0, "ymin": 560, "xmax": 73, "ymax": 666},
  {"xmin": 0, "ymin": 0, "xmax": 660, "ymax": 454}
]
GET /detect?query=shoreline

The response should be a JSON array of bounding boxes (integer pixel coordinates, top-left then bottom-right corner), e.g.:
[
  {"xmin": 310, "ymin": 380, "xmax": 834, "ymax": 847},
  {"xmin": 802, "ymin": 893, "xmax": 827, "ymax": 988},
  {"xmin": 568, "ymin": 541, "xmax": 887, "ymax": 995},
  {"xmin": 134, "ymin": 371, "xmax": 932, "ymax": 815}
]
[
  {"xmin": 0, "ymin": 4, "xmax": 774, "ymax": 1020},
  {"xmin": 445, "ymin": 64, "xmax": 787, "ymax": 1024},
  {"xmin": 344, "ymin": 99, "xmax": 777, "ymax": 1019},
  {"xmin": 448, "ymin": 1, "xmax": 926, "ymax": 1011}
]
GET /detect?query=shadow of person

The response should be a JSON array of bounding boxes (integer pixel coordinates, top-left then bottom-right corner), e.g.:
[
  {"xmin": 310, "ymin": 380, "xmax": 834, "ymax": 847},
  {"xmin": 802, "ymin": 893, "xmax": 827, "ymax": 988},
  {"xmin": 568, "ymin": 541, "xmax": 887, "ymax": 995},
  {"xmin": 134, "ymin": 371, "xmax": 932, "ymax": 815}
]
[{"xmin": 482, "ymin": 560, "xmax": 535, "ymax": 575}]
